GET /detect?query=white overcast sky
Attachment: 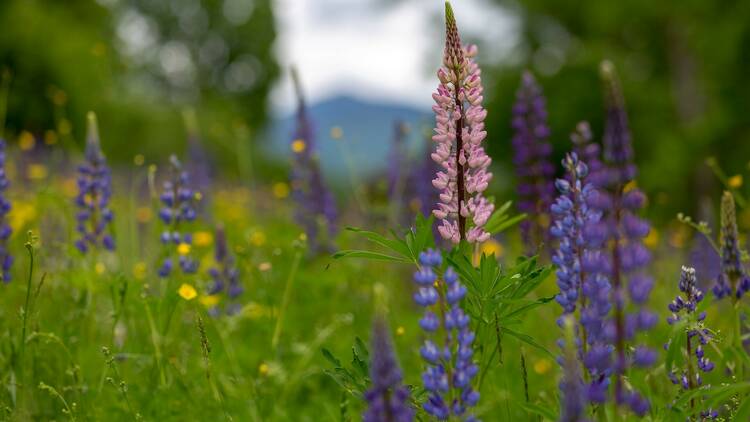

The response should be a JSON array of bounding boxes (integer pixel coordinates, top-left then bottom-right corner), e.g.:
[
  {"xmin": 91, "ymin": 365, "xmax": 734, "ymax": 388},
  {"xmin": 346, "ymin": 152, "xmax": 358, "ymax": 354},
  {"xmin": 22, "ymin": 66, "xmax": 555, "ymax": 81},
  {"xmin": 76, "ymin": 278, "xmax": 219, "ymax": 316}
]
[{"xmin": 270, "ymin": 0, "xmax": 517, "ymax": 114}]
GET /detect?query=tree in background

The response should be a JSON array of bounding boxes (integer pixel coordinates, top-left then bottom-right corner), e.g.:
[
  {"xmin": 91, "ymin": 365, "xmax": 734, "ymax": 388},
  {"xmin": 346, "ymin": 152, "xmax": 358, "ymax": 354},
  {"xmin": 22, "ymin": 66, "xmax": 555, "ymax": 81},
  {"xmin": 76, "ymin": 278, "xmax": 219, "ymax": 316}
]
[
  {"xmin": 481, "ymin": 0, "xmax": 750, "ymax": 218},
  {"xmin": 0, "ymin": 0, "xmax": 279, "ymax": 171}
]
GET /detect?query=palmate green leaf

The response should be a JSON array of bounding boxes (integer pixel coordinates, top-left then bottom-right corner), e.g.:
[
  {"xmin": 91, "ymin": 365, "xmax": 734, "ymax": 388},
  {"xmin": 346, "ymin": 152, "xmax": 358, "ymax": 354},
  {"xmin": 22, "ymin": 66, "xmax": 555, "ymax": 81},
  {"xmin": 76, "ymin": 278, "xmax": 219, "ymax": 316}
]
[
  {"xmin": 352, "ymin": 337, "xmax": 369, "ymax": 378},
  {"xmin": 332, "ymin": 250, "xmax": 411, "ymax": 263},
  {"xmin": 665, "ymin": 320, "xmax": 687, "ymax": 374},
  {"xmin": 497, "ymin": 295, "xmax": 556, "ymax": 322},
  {"xmin": 343, "ymin": 227, "xmax": 411, "ymax": 258},
  {"xmin": 484, "ymin": 201, "xmax": 527, "ymax": 235}
]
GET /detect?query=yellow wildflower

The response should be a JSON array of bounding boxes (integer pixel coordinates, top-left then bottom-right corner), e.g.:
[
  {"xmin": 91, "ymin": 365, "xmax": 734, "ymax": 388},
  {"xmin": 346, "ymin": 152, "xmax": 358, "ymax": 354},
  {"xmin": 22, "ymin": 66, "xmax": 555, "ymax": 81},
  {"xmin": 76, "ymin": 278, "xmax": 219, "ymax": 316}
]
[
  {"xmin": 44, "ymin": 130, "xmax": 58, "ymax": 145},
  {"xmin": 644, "ymin": 228, "xmax": 659, "ymax": 249},
  {"xmin": 396, "ymin": 326, "xmax": 405, "ymax": 336},
  {"xmin": 133, "ymin": 262, "xmax": 147, "ymax": 280},
  {"xmin": 177, "ymin": 243, "xmax": 191, "ymax": 256},
  {"xmin": 177, "ymin": 283, "xmax": 197, "ymax": 301},
  {"xmin": 291, "ymin": 139, "xmax": 306, "ymax": 153},
  {"xmin": 258, "ymin": 362, "xmax": 269, "ymax": 376},
  {"xmin": 27, "ymin": 164, "xmax": 48, "ymax": 180},
  {"xmin": 480, "ymin": 239, "xmax": 504, "ymax": 258},
  {"xmin": 250, "ymin": 231, "xmax": 266, "ymax": 247},
  {"xmin": 18, "ymin": 131, "xmax": 35, "ymax": 151},
  {"xmin": 728, "ymin": 175, "xmax": 743, "ymax": 189},
  {"xmin": 136, "ymin": 207, "xmax": 152, "ymax": 223},
  {"xmin": 133, "ymin": 154, "xmax": 145, "ymax": 166},
  {"xmin": 200, "ymin": 295, "xmax": 220, "ymax": 307},
  {"xmin": 533, "ymin": 358, "xmax": 551, "ymax": 375},
  {"xmin": 193, "ymin": 231, "xmax": 213, "ymax": 247},
  {"xmin": 272, "ymin": 182, "xmax": 290, "ymax": 199},
  {"xmin": 95, "ymin": 262, "xmax": 106, "ymax": 275}
]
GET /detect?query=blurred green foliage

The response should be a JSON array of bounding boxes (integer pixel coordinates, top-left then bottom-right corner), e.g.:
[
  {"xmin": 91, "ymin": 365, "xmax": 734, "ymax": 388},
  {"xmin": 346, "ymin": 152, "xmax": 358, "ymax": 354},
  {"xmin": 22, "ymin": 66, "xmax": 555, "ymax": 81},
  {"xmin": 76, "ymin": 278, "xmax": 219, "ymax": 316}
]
[
  {"xmin": 484, "ymin": 0, "xmax": 750, "ymax": 218},
  {"xmin": 0, "ymin": 0, "xmax": 278, "ymax": 170}
]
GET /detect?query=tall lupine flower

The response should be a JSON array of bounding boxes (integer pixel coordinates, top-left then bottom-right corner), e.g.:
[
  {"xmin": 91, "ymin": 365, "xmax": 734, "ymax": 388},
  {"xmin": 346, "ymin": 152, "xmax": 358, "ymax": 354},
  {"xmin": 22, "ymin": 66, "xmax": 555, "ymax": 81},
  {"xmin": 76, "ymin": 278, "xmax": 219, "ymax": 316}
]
[
  {"xmin": 74, "ymin": 112, "xmax": 115, "ymax": 253},
  {"xmin": 587, "ymin": 61, "xmax": 656, "ymax": 415},
  {"xmin": 0, "ymin": 138, "xmax": 11, "ymax": 282},
  {"xmin": 289, "ymin": 68, "xmax": 338, "ymax": 253},
  {"xmin": 712, "ymin": 191, "xmax": 750, "ymax": 299},
  {"xmin": 206, "ymin": 226, "xmax": 242, "ymax": 316},
  {"xmin": 569, "ymin": 121, "xmax": 606, "ymax": 189},
  {"xmin": 363, "ymin": 316, "xmax": 414, "ymax": 422},
  {"xmin": 158, "ymin": 155, "xmax": 200, "ymax": 278},
  {"xmin": 666, "ymin": 266, "xmax": 717, "ymax": 419},
  {"xmin": 511, "ymin": 71, "xmax": 555, "ymax": 253},
  {"xmin": 413, "ymin": 249, "xmax": 479, "ymax": 420},
  {"xmin": 431, "ymin": 2, "xmax": 493, "ymax": 244},
  {"xmin": 550, "ymin": 150, "xmax": 612, "ymax": 404}
]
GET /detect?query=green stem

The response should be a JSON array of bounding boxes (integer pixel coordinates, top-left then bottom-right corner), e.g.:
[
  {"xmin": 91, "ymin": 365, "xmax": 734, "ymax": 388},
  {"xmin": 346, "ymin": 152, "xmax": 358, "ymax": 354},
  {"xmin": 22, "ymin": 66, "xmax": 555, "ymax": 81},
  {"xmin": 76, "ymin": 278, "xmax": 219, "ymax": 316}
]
[
  {"xmin": 272, "ymin": 251, "xmax": 302, "ymax": 351},
  {"xmin": 18, "ymin": 241, "xmax": 35, "ymax": 383},
  {"xmin": 144, "ymin": 300, "xmax": 167, "ymax": 387}
]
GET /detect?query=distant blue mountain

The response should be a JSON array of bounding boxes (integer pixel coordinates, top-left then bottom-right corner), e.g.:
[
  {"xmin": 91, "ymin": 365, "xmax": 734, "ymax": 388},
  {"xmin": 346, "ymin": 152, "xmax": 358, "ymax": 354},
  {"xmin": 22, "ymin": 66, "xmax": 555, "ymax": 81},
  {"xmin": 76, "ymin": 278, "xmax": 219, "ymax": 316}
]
[{"xmin": 262, "ymin": 95, "xmax": 432, "ymax": 184}]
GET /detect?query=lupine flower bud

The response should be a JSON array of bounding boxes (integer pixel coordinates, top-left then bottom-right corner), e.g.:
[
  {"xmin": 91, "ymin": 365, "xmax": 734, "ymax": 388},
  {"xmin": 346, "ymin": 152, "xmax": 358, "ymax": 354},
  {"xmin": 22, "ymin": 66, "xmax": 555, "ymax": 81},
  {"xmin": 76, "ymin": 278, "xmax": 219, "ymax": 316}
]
[
  {"xmin": 289, "ymin": 68, "xmax": 338, "ymax": 253},
  {"xmin": 206, "ymin": 225, "xmax": 242, "ymax": 316},
  {"xmin": 158, "ymin": 155, "xmax": 200, "ymax": 277},
  {"xmin": 432, "ymin": 1, "xmax": 493, "ymax": 244},
  {"xmin": 74, "ymin": 112, "xmax": 115, "ymax": 254},
  {"xmin": 512, "ymin": 71, "xmax": 555, "ymax": 253},
  {"xmin": 0, "ymin": 138, "xmax": 11, "ymax": 282},
  {"xmin": 363, "ymin": 316, "xmax": 414, "ymax": 422},
  {"xmin": 413, "ymin": 247, "xmax": 479, "ymax": 420},
  {"xmin": 713, "ymin": 191, "xmax": 750, "ymax": 299}
]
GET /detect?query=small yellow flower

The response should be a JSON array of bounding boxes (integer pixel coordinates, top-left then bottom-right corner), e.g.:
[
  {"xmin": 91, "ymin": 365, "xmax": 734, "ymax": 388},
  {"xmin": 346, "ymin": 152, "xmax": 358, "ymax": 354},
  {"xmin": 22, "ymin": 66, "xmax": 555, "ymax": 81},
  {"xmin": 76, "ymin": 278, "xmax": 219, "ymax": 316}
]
[
  {"xmin": 272, "ymin": 182, "xmax": 290, "ymax": 199},
  {"xmin": 44, "ymin": 130, "xmax": 58, "ymax": 145},
  {"xmin": 396, "ymin": 326, "xmax": 405, "ymax": 336},
  {"xmin": 9, "ymin": 202, "xmax": 37, "ymax": 231},
  {"xmin": 178, "ymin": 283, "xmax": 198, "ymax": 301},
  {"xmin": 533, "ymin": 358, "xmax": 551, "ymax": 375},
  {"xmin": 330, "ymin": 126, "xmax": 343, "ymax": 140},
  {"xmin": 480, "ymin": 239, "xmax": 504, "ymax": 258},
  {"xmin": 133, "ymin": 154, "xmax": 145, "ymax": 166},
  {"xmin": 61, "ymin": 178, "xmax": 78, "ymax": 198},
  {"xmin": 95, "ymin": 262, "xmax": 106, "ymax": 275},
  {"xmin": 133, "ymin": 262, "xmax": 147, "ymax": 280},
  {"xmin": 194, "ymin": 192, "xmax": 203, "ymax": 202},
  {"xmin": 258, "ymin": 262, "xmax": 272, "ymax": 272},
  {"xmin": 177, "ymin": 243, "xmax": 191, "ymax": 256},
  {"xmin": 200, "ymin": 295, "xmax": 220, "ymax": 307},
  {"xmin": 18, "ymin": 131, "xmax": 35, "ymax": 151},
  {"xmin": 728, "ymin": 175, "xmax": 743, "ymax": 189},
  {"xmin": 258, "ymin": 362, "xmax": 269, "ymax": 376},
  {"xmin": 136, "ymin": 207, "xmax": 152, "ymax": 223},
  {"xmin": 250, "ymin": 231, "xmax": 266, "ymax": 247},
  {"xmin": 644, "ymin": 228, "xmax": 659, "ymax": 249},
  {"xmin": 58, "ymin": 118, "xmax": 72, "ymax": 136},
  {"xmin": 193, "ymin": 231, "xmax": 213, "ymax": 247},
  {"xmin": 27, "ymin": 164, "xmax": 48, "ymax": 180},
  {"xmin": 298, "ymin": 232, "xmax": 307, "ymax": 242},
  {"xmin": 291, "ymin": 139, "xmax": 306, "ymax": 153}
]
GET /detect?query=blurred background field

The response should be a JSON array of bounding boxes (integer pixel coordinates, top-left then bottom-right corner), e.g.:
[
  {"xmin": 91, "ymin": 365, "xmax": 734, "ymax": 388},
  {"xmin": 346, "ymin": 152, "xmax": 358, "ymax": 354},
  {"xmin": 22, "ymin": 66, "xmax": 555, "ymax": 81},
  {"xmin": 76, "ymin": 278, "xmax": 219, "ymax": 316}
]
[{"xmin": 1, "ymin": 0, "xmax": 750, "ymax": 420}]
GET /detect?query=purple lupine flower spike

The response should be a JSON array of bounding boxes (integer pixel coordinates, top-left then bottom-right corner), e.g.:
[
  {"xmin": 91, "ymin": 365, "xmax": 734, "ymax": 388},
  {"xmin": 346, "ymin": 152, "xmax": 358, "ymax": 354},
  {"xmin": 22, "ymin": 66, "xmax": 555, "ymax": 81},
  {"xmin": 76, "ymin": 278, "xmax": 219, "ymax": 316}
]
[
  {"xmin": 587, "ymin": 61, "xmax": 655, "ymax": 415},
  {"xmin": 183, "ymin": 109, "xmax": 212, "ymax": 201},
  {"xmin": 289, "ymin": 68, "xmax": 338, "ymax": 253},
  {"xmin": 414, "ymin": 248, "xmax": 480, "ymax": 420},
  {"xmin": 570, "ymin": 121, "xmax": 606, "ymax": 189},
  {"xmin": 75, "ymin": 112, "xmax": 115, "ymax": 254},
  {"xmin": 712, "ymin": 191, "xmax": 750, "ymax": 299},
  {"xmin": 207, "ymin": 225, "xmax": 242, "ymax": 316},
  {"xmin": 363, "ymin": 316, "xmax": 414, "ymax": 422},
  {"xmin": 158, "ymin": 155, "xmax": 200, "ymax": 277},
  {"xmin": 432, "ymin": 1, "xmax": 493, "ymax": 244},
  {"xmin": 666, "ymin": 266, "xmax": 717, "ymax": 419},
  {"xmin": 551, "ymin": 149, "xmax": 611, "ymax": 406},
  {"xmin": 0, "ymin": 138, "xmax": 12, "ymax": 282},
  {"xmin": 512, "ymin": 71, "xmax": 555, "ymax": 253}
]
